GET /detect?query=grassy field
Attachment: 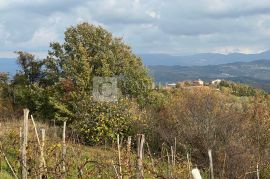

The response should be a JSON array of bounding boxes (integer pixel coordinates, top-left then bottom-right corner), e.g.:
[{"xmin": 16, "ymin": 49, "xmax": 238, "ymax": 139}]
[{"xmin": 0, "ymin": 119, "xmax": 191, "ymax": 178}]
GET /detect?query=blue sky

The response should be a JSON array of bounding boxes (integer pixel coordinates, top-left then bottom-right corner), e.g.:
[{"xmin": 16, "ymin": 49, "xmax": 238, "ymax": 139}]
[{"xmin": 1, "ymin": 0, "xmax": 270, "ymax": 58}]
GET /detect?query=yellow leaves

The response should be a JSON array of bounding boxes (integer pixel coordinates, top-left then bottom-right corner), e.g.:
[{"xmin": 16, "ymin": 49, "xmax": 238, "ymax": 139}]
[{"xmin": 49, "ymin": 143, "xmax": 62, "ymax": 151}]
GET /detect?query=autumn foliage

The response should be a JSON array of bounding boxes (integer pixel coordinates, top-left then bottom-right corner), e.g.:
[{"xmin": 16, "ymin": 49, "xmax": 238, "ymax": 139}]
[{"xmin": 1, "ymin": 23, "xmax": 270, "ymax": 178}]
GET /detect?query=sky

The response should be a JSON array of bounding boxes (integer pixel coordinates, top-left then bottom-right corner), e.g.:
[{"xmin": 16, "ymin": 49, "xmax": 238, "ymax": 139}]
[{"xmin": 1, "ymin": 0, "xmax": 270, "ymax": 58}]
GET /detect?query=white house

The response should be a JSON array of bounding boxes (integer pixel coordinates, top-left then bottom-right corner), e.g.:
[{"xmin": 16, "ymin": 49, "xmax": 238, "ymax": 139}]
[
  {"xmin": 211, "ymin": 79, "xmax": 222, "ymax": 85},
  {"xmin": 193, "ymin": 79, "xmax": 204, "ymax": 86},
  {"xmin": 165, "ymin": 83, "xmax": 176, "ymax": 89}
]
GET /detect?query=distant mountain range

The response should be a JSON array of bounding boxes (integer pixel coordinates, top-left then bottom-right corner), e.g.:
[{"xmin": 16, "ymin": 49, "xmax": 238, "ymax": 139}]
[
  {"xmin": 2, "ymin": 51, "xmax": 270, "ymax": 91},
  {"xmin": 3, "ymin": 50, "xmax": 270, "ymax": 73},
  {"xmin": 149, "ymin": 59, "xmax": 270, "ymax": 91},
  {"xmin": 140, "ymin": 50, "xmax": 270, "ymax": 66}
]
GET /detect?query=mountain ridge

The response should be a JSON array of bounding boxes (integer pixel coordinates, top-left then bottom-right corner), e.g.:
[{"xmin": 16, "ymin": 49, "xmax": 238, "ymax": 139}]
[
  {"xmin": 149, "ymin": 59, "xmax": 270, "ymax": 91},
  {"xmin": 140, "ymin": 50, "xmax": 270, "ymax": 66},
  {"xmin": 2, "ymin": 54, "xmax": 270, "ymax": 91}
]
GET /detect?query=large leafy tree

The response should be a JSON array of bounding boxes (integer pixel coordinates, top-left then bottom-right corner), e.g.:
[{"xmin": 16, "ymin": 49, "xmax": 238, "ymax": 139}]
[
  {"xmin": 44, "ymin": 23, "xmax": 152, "ymax": 98},
  {"xmin": 31, "ymin": 23, "xmax": 153, "ymax": 143},
  {"xmin": 11, "ymin": 23, "xmax": 154, "ymax": 143}
]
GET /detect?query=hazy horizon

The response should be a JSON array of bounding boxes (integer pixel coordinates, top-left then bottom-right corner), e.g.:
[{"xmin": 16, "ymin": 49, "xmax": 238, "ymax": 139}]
[{"xmin": 1, "ymin": 49, "xmax": 270, "ymax": 59}]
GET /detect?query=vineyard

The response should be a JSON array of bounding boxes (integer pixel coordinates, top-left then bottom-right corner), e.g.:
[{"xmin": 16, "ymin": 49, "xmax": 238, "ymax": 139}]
[{"xmin": 0, "ymin": 109, "xmax": 192, "ymax": 178}]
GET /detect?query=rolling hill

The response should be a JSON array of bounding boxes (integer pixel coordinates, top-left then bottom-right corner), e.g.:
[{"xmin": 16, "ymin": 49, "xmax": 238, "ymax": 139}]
[
  {"xmin": 140, "ymin": 50, "xmax": 270, "ymax": 66},
  {"xmin": 2, "ymin": 56, "xmax": 270, "ymax": 91},
  {"xmin": 149, "ymin": 59, "xmax": 270, "ymax": 91}
]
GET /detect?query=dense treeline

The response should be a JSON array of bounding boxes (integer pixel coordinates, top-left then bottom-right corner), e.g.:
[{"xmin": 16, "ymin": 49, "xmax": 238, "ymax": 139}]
[{"xmin": 1, "ymin": 22, "xmax": 270, "ymax": 178}]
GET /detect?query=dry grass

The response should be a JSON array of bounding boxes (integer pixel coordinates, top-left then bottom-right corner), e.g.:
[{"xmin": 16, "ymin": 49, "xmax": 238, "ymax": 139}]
[{"xmin": 0, "ymin": 119, "xmax": 189, "ymax": 178}]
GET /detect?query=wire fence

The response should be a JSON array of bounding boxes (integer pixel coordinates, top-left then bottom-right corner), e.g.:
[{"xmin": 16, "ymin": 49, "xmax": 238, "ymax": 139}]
[{"xmin": 0, "ymin": 109, "xmax": 192, "ymax": 179}]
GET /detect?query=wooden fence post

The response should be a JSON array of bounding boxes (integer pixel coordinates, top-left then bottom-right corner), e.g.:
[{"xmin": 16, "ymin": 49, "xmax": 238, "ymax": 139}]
[
  {"xmin": 39, "ymin": 129, "xmax": 46, "ymax": 179},
  {"xmin": 117, "ymin": 134, "xmax": 122, "ymax": 179},
  {"xmin": 171, "ymin": 146, "xmax": 174, "ymax": 166},
  {"xmin": 62, "ymin": 121, "xmax": 67, "ymax": 175},
  {"xmin": 257, "ymin": 163, "xmax": 260, "ymax": 179},
  {"xmin": 53, "ymin": 120, "xmax": 57, "ymax": 138},
  {"xmin": 187, "ymin": 152, "xmax": 192, "ymax": 179},
  {"xmin": 126, "ymin": 136, "xmax": 132, "ymax": 168},
  {"xmin": 136, "ymin": 134, "xmax": 145, "ymax": 179},
  {"xmin": 22, "ymin": 108, "xmax": 29, "ymax": 179},
  {"xmin": 19, "ymin": 127, "xmax": 22, "ymax": 153},
  {"xmin": 174, "ymin": 137, "xmax": 177, "ymax": 166},
  {"xmin": 208, "ymin": 149, "xmax": 214, "ymax": 179},
  {"xmin": 31, "ymin": 115, "xmax": 40, "ymax": 146},
  {"xmin": 30, "ymin": 115, "xmax": 47, "ymax": 178}
]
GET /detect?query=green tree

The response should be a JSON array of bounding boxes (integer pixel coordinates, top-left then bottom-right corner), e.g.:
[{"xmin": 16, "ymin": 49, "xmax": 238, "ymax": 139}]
[
  {"xmin": 17, "ymin": 23, "xmax": 153, "ymax": 143},
  {"xmin": 15, "ymin": 51, "xmax": 43, "ymax": 85},
  {"xmin": 10, "ymin": 52, "xmax": 46, "ymax": 115},
  {"xmin": 44, "ymin": 23, "xmax": 152, "ymax": 99}
]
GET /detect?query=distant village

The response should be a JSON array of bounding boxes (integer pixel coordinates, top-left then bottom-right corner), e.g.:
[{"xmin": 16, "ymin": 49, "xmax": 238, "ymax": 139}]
[{"xmin": 158, "ymin": 79, "xmax": 222, "ymax": 90}]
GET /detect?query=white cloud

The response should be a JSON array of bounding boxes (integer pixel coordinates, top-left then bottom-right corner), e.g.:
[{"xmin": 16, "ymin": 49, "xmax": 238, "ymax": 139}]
[
  {"xmin": 30, "ymin": 27, "xmax": 58, "ymax": 46},
  {"xmin": 1, "ymin": 0, "xmax": 270, "ymax": 56},
  {"xmin": 212, "ymin": 46, "xmax": 266, "ymax": 54},
  {"xmin": 0, "ymin": 23, "xmax": 10, "ymax": 43}
]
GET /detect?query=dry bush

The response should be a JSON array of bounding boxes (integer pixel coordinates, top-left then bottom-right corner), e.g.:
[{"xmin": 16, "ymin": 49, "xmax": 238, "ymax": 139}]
[{"xmin": 145, "ymin": 87, "xmax": 270, "ymax": 178}]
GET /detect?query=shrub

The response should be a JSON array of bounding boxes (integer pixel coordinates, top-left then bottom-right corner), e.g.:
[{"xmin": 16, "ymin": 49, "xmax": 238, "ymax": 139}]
[
  {"xmin": 144, "ymin": 87, "xmax": 270, "ymax": 178},
  {"xmin": 69, "ymin": 98, "xmax": 141, "ymax": 144}
]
